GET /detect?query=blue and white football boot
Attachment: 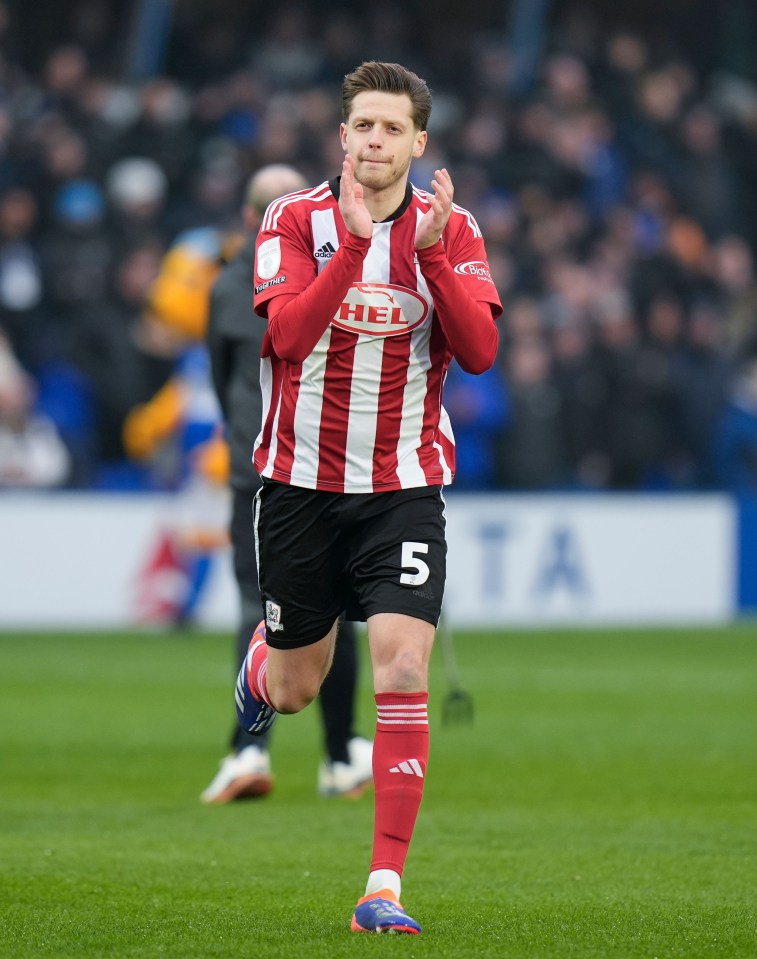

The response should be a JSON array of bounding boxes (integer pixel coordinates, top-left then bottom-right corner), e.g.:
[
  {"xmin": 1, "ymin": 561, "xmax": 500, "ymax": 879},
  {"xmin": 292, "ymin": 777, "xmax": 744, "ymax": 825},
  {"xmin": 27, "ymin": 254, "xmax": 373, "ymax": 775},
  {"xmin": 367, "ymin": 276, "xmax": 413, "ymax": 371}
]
[{"xmin": 234, "ymin": 621, "xmax": 277, "ymax": 736}]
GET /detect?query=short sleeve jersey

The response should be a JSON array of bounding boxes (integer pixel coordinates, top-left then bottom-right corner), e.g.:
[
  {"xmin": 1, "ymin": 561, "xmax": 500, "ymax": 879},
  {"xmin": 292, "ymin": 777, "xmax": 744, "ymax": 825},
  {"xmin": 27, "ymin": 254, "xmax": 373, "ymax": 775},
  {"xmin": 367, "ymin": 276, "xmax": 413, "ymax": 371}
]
[{"xmin": 253, "ymin": 178, "xmax": 502, "ymax": 494}]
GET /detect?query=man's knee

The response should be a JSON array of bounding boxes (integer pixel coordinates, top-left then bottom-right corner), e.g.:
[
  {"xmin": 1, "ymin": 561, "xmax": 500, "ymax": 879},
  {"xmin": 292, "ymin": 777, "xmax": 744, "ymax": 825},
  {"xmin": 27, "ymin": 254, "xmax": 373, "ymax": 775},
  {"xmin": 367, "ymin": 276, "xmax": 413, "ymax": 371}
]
[
  {"xmin": 269, "ymin": 677, "xmax": 320, "ymax": 714},
  {"xmin": 375, "ymin": 648, "xmax": 429, "ymax": 692},
  {"xmin": 265, "ymin": 628, "xmax": 337, "ymax": 713},
  {"xmin": 368, "ymin": 614, "xmax": 435, "ymax": 692}
]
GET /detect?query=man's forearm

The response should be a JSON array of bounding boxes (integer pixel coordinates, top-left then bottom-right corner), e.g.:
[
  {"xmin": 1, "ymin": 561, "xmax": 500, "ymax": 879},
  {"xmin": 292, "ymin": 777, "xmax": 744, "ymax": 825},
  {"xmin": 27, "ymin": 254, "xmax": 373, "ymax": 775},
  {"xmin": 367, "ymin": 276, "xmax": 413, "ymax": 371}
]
[
  {"xmin": 416, "ymin": 243, "xmax": 499, "ymax": 374},
  {"xmin": 266, "ymin": 233, "xmax": 371, "ymax": 363}
]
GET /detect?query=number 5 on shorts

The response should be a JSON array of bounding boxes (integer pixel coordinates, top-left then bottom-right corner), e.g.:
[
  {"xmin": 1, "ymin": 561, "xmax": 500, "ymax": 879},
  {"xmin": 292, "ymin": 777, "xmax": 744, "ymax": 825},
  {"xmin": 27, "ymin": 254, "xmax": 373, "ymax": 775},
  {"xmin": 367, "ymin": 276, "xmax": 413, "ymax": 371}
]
[{"xmin": 400, "ymin": 542, "xmax": 430, "ymax": 586}]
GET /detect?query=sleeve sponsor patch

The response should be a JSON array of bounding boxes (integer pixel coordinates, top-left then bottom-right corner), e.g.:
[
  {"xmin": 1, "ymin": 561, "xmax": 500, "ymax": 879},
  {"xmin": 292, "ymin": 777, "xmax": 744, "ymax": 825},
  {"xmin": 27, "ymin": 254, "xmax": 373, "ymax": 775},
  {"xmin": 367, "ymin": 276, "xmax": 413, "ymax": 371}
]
[
  {"xmin": 257, "ymin": 236, "xmax": 282, "ymax": 280},
  {"xmin": 255, "ymin": 275, "xmax": 287, "ymax": 295},
  {"xmin": 453, "ymin": 260, "xmax": 493, "ymax": 282}
]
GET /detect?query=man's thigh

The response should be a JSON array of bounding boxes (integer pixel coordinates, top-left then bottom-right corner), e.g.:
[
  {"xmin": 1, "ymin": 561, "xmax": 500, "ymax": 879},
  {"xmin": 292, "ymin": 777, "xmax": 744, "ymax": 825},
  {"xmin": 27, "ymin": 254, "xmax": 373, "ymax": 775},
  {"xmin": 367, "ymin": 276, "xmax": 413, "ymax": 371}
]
[
  {"xmin": 345, "ymin": 486, "xmax": 447, "ymax": 629},
  {"xmin": 255, "ymin": 481, "xmax": 447, "ymax": 646},
  {"xmin": 254, "ymin": 481, "xmax": 347, "ymax": 648}
]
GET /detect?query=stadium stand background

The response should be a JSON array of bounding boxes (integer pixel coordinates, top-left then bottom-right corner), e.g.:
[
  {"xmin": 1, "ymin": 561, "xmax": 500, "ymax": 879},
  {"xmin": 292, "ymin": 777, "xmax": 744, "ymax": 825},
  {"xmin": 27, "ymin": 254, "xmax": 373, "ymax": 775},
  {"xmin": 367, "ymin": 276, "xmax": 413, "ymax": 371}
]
[{"xmin": 2, "ymin": 0, "xmax": 757, "ymax": 495}]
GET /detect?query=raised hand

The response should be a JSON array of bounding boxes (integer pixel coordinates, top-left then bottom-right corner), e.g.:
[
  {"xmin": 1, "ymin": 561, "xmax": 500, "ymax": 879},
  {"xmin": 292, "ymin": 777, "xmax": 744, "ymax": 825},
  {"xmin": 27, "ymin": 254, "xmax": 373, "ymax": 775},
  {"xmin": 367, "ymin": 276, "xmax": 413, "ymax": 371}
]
[
  {"xmin": 415, "ymin": 168, "xmax": 454, "ymax": 249},
  {"xmin": 339, "ymin": 155, "xmax": 373, "ymax": 239}
]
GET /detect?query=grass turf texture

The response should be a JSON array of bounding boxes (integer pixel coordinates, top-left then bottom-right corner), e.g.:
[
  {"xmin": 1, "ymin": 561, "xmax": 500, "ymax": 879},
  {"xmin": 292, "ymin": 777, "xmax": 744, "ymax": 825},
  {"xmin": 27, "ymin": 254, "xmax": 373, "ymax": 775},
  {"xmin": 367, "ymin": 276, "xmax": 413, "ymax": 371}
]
[{"xmin": 0, "ymin": 627, "xmax": 755, "ymax": 958}]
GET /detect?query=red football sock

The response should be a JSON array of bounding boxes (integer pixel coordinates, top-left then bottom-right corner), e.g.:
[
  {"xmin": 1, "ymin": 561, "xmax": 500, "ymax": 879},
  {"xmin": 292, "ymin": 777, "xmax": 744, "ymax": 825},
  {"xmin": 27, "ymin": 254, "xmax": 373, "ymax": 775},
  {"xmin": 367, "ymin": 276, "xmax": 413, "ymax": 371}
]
[
  {"xmin": 245, "ymin": 630, "xmax": 273, "ymax": 707},
  {"xmin": 370, "ymin": 692, "xmax": 429, "ymax": 875}
]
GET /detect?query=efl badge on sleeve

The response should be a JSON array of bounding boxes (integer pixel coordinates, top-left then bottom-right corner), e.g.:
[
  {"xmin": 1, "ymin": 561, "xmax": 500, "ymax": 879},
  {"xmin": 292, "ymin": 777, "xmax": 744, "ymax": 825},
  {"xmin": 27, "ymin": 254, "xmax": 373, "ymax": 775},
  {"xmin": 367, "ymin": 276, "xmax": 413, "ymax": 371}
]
[{"xmin": 257, "ymin": 237, "xmax": 282, "ymax": 280}]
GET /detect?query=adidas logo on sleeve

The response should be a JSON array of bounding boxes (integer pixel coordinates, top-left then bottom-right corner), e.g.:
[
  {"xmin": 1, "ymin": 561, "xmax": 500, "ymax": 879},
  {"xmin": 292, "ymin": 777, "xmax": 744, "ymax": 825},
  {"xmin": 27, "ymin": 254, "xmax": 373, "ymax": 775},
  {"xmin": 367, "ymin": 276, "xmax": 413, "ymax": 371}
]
[{"xmin": 314, "ymin": 241, "xmax": 336, "ymax": 258}]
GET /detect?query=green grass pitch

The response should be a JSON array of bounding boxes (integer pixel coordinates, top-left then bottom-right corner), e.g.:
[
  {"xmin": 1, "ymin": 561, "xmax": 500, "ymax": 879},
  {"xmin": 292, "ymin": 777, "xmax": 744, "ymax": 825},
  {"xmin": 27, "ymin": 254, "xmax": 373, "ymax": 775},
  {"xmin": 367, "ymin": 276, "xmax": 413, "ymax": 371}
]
[{"xmin": 0, "ymin": 626, "xmax": 755, "ymax": 958}]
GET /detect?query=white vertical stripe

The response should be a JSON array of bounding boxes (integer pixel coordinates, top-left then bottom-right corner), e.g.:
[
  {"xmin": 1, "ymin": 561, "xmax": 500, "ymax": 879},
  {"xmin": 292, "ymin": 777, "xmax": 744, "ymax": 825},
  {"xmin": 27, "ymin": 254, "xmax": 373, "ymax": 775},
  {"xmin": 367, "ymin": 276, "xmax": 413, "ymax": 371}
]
[
  {"xmin": 363, "ymin": 222, "xmax": 392, "ymax": 281},
  {"xmin": 434, "ymin": 406, "xmax": 454, "ymax": 484},
  {"xmin": 290, "ymin": 326, "xmax": 332, "ymax": 488},
  {"xmin": 258, "ymin": 382, "xmax": 283, "ymax": 481},
  {"xmin": 343, "ymin": 334, "xmax": 382, "ymax": 492},
  {"xmin": 342, "ymin": 223, "xmax": 392, "ymax": 491},
  {"xmin": 252, "ymin": 486, "xmax": 263, "ymax": 590},
  {"xmin": 253, "ymin": 356, "xmax": 273, "ymax": 460},
  {"xmin": 310, "ymin": 208, "xmax": 339, "ymax": 273}
]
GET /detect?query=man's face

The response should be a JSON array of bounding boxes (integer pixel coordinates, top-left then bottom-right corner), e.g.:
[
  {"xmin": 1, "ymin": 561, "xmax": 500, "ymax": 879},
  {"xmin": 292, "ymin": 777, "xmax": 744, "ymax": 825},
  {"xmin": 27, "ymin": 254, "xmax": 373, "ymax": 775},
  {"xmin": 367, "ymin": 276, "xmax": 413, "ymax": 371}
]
[{"xmin": 340, "ymin": 91, "xmax": 427, "ymax": 192}]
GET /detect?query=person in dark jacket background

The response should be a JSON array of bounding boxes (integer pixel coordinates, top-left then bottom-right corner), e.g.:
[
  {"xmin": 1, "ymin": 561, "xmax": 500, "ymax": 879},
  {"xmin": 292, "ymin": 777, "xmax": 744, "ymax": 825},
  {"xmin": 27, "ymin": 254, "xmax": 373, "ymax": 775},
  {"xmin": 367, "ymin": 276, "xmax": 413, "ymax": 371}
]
[
  {"xmin": 711, "ymin": 354, "xmax": 757, "ymax": 496},
  {"xmin": 202, "ymin": 165, "xmax": 372, "ymax": 802}
]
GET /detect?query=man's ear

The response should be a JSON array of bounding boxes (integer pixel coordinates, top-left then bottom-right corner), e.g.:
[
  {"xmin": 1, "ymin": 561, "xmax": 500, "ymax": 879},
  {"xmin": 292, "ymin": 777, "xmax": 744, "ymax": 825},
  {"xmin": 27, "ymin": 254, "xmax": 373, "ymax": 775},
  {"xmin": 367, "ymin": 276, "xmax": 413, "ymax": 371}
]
[
  {"xmin": 339, "ymin": 122, "xmax": 348, "ymax": 151},
  {"xmin": 413, "ymin": 130, "xmax": 428, "ymax": 158}
]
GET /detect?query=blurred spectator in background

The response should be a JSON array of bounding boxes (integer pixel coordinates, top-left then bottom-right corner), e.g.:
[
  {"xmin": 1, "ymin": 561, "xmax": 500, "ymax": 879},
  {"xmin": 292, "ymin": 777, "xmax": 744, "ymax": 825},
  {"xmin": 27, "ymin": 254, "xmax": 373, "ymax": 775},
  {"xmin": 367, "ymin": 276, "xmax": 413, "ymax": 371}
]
[
  {"xmin": 0, "ymin": 332, "xmax": 69, "ymax": 487},
  {"xmin": 122, "ymin": 228, "xmax": 230, "ymax": 624},
  {"xmin": 121, "ymin": 228, "xmax": 229, "ymax": 491},
  {"xmin": 105, "ymin": 157, "xmax": 169, "ymax": 252},
  {"xmin": 498, "ymin": 334, "xmax": 566, "ymax": 489},
  {"xmin": 0, "ymin": 188, "xmax": 46, "ymax": 369},
  {"xmin": 42, "ymin": 179, "xmax": 110, "ymax": 322},
  {"xmin": 71, "ymin": 240, "xmax": 174, "ymax": 486},
  {"xmin": 551, "ymin": 314, "xmax": 609, "ymax": 488},
  {"xmin": 711, "ymin": 235, "xmax": 757, "ymax": 356},
  {"xmin": 673, "ymin": 297, "xmax": 732, "ymax": 487},
  {"xmin": 593, "ymin": 287, "xmax": 681, "ymax": 489},
  {"xmin": 443, "ymin": 359, "xmax": 511, "ymax": 489},
  {"xmin": 711, "ymin": 355, "xmax": 757, "ymax": 495}
]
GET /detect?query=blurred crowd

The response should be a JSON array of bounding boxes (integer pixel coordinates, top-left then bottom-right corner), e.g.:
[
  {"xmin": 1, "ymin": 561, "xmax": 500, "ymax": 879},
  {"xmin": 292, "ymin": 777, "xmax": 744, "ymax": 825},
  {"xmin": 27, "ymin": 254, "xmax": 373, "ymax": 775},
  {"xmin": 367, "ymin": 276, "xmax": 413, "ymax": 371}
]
[{"xmin": 2, "ymin": 0, "xmax": 757, "ymax": 494}]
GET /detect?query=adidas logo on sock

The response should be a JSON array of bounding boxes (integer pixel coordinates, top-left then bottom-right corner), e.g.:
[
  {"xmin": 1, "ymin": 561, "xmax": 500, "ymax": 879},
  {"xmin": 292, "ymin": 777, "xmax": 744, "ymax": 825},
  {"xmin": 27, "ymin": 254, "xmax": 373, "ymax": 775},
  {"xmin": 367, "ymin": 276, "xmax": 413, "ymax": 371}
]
[
  {"xmin": 389, "ymin": 759, "xmax": 424, "ymax": 778},
  {"xmin": 314, "ymin": 241, "xmax": 336, "ymax": 258}
]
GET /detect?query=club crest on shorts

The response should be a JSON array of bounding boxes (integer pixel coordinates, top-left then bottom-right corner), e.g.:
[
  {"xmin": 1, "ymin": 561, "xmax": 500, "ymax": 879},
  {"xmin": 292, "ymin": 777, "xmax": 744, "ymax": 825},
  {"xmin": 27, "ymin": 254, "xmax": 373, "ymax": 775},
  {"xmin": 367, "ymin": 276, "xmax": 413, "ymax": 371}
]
[{"xmin": 265, "ymin": 600, "xmax": 284, "ymax": 632}]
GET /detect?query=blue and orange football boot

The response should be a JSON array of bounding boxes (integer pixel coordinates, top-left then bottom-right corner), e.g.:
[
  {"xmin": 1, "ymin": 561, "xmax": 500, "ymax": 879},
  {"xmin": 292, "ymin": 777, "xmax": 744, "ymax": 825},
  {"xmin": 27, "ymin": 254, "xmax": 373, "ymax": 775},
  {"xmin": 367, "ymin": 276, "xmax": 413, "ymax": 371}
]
[{"xmin": 350, "ymin": 890, "xmax": 422, "ymax": 934}]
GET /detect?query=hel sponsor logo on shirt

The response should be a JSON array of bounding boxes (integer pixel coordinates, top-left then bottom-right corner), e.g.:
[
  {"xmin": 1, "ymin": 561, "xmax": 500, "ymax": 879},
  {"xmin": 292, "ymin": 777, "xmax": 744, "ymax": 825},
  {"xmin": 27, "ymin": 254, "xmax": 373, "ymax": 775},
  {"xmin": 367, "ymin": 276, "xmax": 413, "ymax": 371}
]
[
  {"xmin": 453, "ymin": 260, "xmax": 493, "ymax": 282},
  {"xmin": 257, "ymin": 236, "xmax": 282, "ymax": 279},
  {"xmin": 333, "ymin": 283, "xmax": 429, "ymax": 337}
]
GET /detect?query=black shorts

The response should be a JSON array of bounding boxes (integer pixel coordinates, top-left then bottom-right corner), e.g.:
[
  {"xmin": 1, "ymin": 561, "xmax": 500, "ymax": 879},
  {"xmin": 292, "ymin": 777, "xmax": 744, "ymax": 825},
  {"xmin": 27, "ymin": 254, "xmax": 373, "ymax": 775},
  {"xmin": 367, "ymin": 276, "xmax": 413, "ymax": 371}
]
[{"xmin": 254, "ymin": 481, "xmax": 446, "ymax": 649}]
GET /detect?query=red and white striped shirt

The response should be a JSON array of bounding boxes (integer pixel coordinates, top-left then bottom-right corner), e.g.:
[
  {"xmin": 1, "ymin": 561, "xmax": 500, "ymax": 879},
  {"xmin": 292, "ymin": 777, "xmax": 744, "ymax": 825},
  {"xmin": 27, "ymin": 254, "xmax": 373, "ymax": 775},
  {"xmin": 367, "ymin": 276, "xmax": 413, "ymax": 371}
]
[{"xmin": 253, "ymin": 178, "xmax": 502, "ymax": 493}]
